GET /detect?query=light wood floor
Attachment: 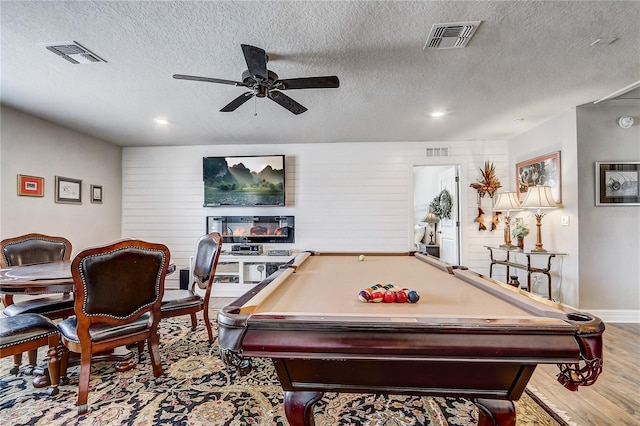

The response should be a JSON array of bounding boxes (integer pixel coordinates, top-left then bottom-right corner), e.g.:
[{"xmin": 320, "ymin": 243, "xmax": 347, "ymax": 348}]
[{"xmin": 211, "ymin": 298, "xmax": 639, "ymax": 426}]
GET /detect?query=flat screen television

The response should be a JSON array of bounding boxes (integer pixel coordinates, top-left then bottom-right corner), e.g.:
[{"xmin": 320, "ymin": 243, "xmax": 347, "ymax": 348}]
[{"xmin": 203, "ymin": 155, "xmax": 285, "ymax": 206}]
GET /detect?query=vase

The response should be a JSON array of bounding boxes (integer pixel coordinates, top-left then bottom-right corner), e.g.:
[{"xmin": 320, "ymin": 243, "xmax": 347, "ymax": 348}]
[{"xmin": 517, "ymin": 237, "xmax": 524, "ymax": 250}]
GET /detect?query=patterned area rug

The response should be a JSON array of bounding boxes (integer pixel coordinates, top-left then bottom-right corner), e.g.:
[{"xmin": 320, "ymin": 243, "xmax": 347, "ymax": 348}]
[{"xmin": 0, "ymin": 317, "xmax": 569, "ymax": 425}]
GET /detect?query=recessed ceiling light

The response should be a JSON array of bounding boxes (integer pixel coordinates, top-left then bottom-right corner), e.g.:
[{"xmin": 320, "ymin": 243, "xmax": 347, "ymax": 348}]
[
  {"xmin": 513, "ymin": 118, "xmax": 525, "ymax": 123},
  {"xmin": 154, "ymin": 118, "xmax": 171, "ymax": 125},
  {"xmin": 430, "ymin": 111, "xmax": 446, "ymax": 117}
]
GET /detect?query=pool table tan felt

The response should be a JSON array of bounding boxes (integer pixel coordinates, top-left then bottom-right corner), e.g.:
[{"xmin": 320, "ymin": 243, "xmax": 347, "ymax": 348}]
[{"xmin": 218, "ymin": 252, "xmax": 604, "ymax": 426}]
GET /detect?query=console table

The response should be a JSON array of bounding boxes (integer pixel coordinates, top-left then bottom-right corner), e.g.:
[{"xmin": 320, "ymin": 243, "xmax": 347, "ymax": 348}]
[{"xmin": 485, "ymin": 246, "xmax": 566, "ymax": 300}]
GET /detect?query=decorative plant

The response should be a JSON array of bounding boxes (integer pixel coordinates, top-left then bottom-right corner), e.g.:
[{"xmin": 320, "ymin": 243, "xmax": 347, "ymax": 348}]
[
  {"xmin": 512, "ymin": 218, "xmax": 530, "ymax": 239},
  {"xmin": 428, "ymin": 189, "xmax": 453, "ymax": 220},
  {"xmin": 469, "ymin": 161, "xmax": 502, "ymax": 198}
]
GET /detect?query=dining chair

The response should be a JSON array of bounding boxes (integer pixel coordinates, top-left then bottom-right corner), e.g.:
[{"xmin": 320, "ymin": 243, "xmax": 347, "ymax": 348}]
[
  {"xmin": 0, "ymin": 233, "xmax": 74, "ymax": 373},
  {"xmin": 160, "ymin": 232, "xmax": 222, "ymax": 343},
  {"xmin": 0, "ymin": 313, "xmax": 67, "ymax": 396},
  {"xmin": 57, "ymin": 239, "xmax": 170, "ymax": 414}
]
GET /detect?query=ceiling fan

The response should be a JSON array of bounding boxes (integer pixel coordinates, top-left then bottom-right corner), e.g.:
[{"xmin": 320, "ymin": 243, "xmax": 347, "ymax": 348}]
[{"xmin": 173, "ymin": 44, "xmax": 339, "ymax": 115}]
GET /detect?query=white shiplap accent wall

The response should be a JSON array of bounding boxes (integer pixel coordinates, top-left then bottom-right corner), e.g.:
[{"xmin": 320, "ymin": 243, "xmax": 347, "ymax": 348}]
[{"xmin": 123, "ymin": 141, "xmax": 507, "ymax": 289}]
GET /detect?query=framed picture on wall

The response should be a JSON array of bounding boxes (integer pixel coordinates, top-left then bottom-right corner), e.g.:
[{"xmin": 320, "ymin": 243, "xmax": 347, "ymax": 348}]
[
  {"xmin": 595, "ymin": 162, "xmax": 640, "ymax": 206},
  {"xmin": 55, "ymin": 176, "xmax": 82, "ymax": 204},
  {"xmin": 516, "ymin": 151, "xmax": 561, "ymax": 204},
  {"xmin": 17, "ymin": 174, "xmax": 44, "ymax": 197},
  {"xmin": 91, "ymin": 185, "xmax": 103, "ymax": 203}
]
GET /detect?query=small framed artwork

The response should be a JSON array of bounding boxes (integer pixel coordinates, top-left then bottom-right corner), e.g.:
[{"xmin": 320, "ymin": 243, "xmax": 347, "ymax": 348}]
[
  {"xmin": 55, "ymin": 176, "xmax": 82, "ymax": 204},
  {"xmin": 516, "ymin": 151, "xmax": 562, "ymax": 204},
  {"xmin": 91, "ymin": 185, "xmax": 103, "ymax": 203},
  {"xmin": 17, "ymin": 174, "xmax": 44, "ymax": 197},
  {"xmin": 595, "ymin": 162, "xmax": 640, "ymax": 206}
]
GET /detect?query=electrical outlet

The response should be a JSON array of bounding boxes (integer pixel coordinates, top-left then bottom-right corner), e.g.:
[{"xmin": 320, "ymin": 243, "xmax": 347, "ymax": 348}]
[{"xmin": 561, "ymin": 215, "xmax": 570, "ymax": 226}]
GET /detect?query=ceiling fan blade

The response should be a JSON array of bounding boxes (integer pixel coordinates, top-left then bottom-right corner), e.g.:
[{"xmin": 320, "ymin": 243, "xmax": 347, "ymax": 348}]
[
  {"xmin": 173, "ymin": 74, "xmax": 243, "ymax": 86},
  {"xmin": 268, "ymin": 91, "xmax": 307, "ymax": 115},
  {"xmin": 277, "ymin": 76, "xmax": 340, "ymax": 90},
  {"xmin": 220, "ymin": 92, "xmax": 254, "ymax": 112},
  {"xmin": 241, "ymin": 44, "xmax": 268, "ymax": 81}
]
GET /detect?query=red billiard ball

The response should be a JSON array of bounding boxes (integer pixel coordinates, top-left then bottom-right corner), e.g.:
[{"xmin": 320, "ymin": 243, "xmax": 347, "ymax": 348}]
[
  {"xmin": 370, "ymin": 291, "xmax": 384, "ymax": 303},
  {"xmin": 395, "ymin": 291, "xmax": 408, "ymax": 303},
  {"xmin": 383, "ymin": 290, "xmax": 396, "ymax": 303}
]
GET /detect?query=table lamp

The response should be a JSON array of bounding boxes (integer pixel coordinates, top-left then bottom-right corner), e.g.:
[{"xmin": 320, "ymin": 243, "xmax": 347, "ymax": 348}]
[
  {"xmin": 520, "ymin": 185, "xmax": 558, "ymax": 252},
  {"xmin": 492, "ymin": 192, "xmax": 523, "ymax": 247},
  {"xmin": 423, "ymin": 212, "xmax": 439, "ymax": 245}
]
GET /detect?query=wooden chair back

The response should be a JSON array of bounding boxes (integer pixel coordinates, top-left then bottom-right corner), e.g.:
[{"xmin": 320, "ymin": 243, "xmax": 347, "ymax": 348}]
[
  {"xmin": 72, "ymin": 239, "xmax": 170, "ymax": 328},
  {"xmin": 191, "ymin": 232, "xmax": 222, "ymax": 296},
  {"xmin": 0, "ymin": 233, "xmax": 72, "ymax": 268}
]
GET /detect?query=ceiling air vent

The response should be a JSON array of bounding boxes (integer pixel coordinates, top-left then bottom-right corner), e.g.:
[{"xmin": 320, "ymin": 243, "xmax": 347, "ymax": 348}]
[
  {"xmin": 424, "ymin": 21, "xmax": 481, "ymax": 49},
  {"xmin": 44, "ymin": 41, "xmax": 107, "ymax": 64}
]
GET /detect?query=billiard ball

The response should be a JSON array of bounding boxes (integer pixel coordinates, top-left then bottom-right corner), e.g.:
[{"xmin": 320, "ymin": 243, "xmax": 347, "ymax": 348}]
[
  {"xmin": 358, "ymin": 255, "xmax": 365, "ymax": 261},
  {"xmin": 407, "ymin": 290, "xmax": 420, "ymax": 303},
  {"xmin": 395, "ymin": 291, "xmax": 408, "ymax": 303},
  {"xmin": 358, "ymin": 290, "xmax": 371, "ymax": 302},
  {"xmin": 370, "ymin": 291, "xmax": 384, "ymax": 303},
  {"xmin": 383, "ymin": 290, "xmax": 396, "ymax": 303}
]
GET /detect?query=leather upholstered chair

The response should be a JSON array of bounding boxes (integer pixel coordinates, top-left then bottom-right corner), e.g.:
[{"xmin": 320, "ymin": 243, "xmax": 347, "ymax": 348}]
[
  {"xmin": 0, "ymin": 233, "xmax": 74, "ymax": 373},
  {"xmin": 57, "ymin": 239, "xmax": 170, "ymax": 414},
  {"xmin": 161, "ymin": 232, "xmax": 221, "ymax": 343},
  {"xmin": 0, "ymin": 313, "xmax": 67, "ymax": 396}
]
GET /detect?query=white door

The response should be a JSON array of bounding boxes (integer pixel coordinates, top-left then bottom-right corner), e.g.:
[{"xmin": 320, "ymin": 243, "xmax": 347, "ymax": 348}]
[{"xmin": 438, "ymin": 166, "xmax": 460, "ymax": 265}]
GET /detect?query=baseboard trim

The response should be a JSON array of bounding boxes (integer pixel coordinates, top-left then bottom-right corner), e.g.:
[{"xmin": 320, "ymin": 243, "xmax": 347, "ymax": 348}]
[{"xmin": 587, "ymin": 309, "xmax": 640, "ymax": 323}]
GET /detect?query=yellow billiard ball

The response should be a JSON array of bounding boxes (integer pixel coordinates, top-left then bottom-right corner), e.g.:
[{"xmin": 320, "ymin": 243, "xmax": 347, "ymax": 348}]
[{"xmin": 358, "ymin": 255, "xmax": 365, "ymax": 261}]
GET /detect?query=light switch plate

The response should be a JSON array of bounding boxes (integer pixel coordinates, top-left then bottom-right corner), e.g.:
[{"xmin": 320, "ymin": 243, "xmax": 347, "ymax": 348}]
[{"xmin": 561, "ymin": 216, "xmax": 570, "ymax": 226}]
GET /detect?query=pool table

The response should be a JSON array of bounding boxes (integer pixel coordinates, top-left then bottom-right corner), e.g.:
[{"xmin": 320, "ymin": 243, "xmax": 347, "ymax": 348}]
[{"xmin": 217, "ymin": 252, "xmax": 604, "ymax": 426}]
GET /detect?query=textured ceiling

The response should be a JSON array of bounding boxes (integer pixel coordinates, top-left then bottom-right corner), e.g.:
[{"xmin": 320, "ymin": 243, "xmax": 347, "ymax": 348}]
[{"xmin": 1, "ymin": 1, "xmax": 639, "ymax": 147}]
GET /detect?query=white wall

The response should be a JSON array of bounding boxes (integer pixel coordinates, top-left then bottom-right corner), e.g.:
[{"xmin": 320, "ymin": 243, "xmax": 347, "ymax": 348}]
[
  {"xmin": 508, "ymin": 109, "xmax": 580, "ymax": 306},
  {"xmin": 0, "ymin": 106, "xmax": 122, "ymax": 256},
  {"xmin": 576, "ymin": 100, "xmax": 640, "ymax": 319},
  {"xmin": 123, "ymin": 140, "xmax": 507, "ymax": 289}
]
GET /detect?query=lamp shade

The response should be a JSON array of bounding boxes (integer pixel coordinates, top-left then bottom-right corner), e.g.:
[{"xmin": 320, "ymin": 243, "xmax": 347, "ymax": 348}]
[
  {"xmin": 521, "ymin": 185, "xmax": 558, "ymax": 210},
  {"xmin": 493, "ymin": 192, "xmax": 523, "ymax": 212},
  {"xmin": 423, "ymin": 212, "xmax": 439, "ymax": 223}
]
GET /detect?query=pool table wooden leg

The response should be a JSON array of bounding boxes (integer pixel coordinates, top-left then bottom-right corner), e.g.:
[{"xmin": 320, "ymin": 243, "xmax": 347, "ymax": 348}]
[
  {"xmin": 474, "ymin": 398, "xmax": 516, "ymax": 426},
  {"xmin": 284, "ymin": 391, "xmax": 323, "ymax": 426}
]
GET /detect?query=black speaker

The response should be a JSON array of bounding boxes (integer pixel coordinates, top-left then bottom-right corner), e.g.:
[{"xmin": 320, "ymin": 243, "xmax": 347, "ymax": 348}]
[{"xmin": 179, "ymin": 268, "xmax": 189, "ymax": 290}]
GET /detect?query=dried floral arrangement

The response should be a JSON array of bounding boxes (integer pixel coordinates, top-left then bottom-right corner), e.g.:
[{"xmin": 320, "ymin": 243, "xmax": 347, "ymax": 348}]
[{"xmin": 470, "ymin": 161, "xmax": 502, "ymax": 198}]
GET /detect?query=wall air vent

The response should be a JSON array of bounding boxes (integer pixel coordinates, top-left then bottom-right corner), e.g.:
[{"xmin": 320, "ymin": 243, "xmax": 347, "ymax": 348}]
[
  {"xmin": 426, "ymin": 147, "xmax": 449, "ymax": 157},
  {"xmin": 44, "ymin": 41, "xmax": 107, "ymax": 64},
  {"xmin": 424, "ymin": 21, "xmax": 481, "ymax": 49}
]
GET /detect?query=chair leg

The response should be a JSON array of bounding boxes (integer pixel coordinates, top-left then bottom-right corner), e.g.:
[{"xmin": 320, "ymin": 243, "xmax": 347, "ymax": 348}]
[
  {"xmin": 46, "ymin": 335, "xmax": 61, "ymax": 396},
  {"xmin": 10, "ymin": 353, "xmax": 22, "ymax": 375},
  {"xmin": 190, "ymin": 313, "xmax": 198, "ymax": 331},
  {"xmin": 77, "ymin": 348, "xmax": 93, "ymax": 414},
  {"xmin": 137, "ymin": 340, "xmax": 145, "ymax": 362},
  {"xmin": 147, "ymin": 330, "xmax": 164, "ymax": 380},
  {"xmin": 27, "ymin": 349, "xmax": 38, "ymax": 370},
  {"xmin": 59, "ymin": 342, "xmax": 70, "ymax": 385},
  {"xmin": 203, "ymin": 309, "xmax": 214, "ymax": 343}
]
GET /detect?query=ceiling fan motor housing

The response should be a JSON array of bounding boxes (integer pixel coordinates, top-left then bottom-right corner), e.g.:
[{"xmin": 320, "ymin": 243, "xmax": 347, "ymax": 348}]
[{"xmin": 174, "ymin": 44, "xmax": 338, "ymax": 114}]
